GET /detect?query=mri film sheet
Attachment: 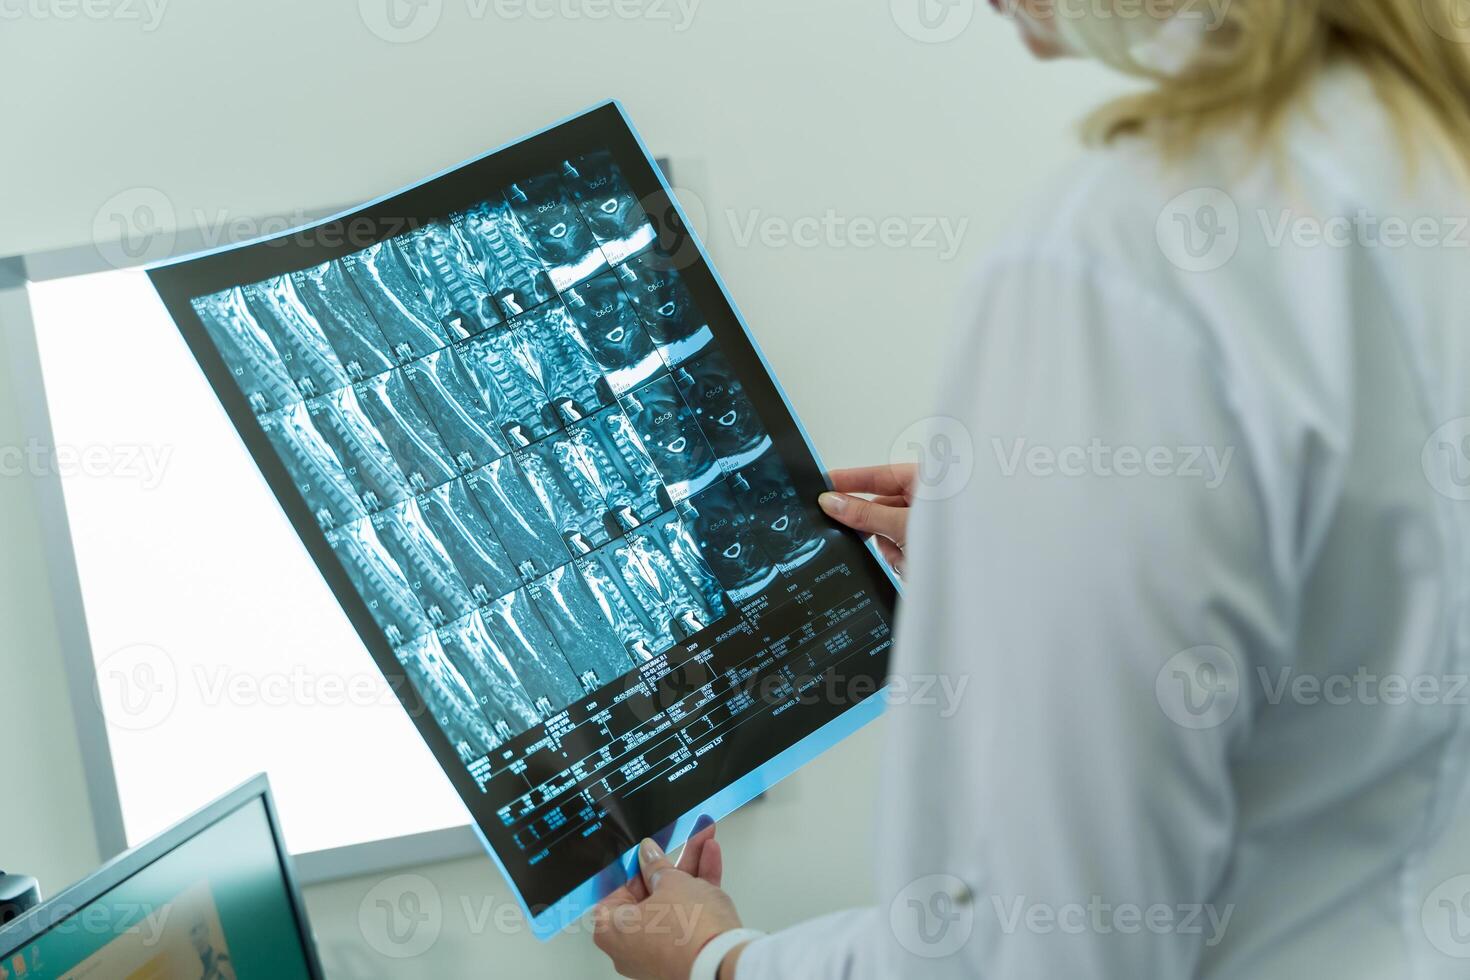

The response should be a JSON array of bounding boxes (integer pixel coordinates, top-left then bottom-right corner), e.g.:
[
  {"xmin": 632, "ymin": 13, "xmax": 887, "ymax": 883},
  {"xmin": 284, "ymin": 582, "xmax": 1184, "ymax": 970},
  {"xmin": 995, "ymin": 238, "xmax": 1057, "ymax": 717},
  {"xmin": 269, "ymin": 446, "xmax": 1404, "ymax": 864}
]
[{"xmin": 151, "ymin": 103, "xmax": 897, "ymax": 942}]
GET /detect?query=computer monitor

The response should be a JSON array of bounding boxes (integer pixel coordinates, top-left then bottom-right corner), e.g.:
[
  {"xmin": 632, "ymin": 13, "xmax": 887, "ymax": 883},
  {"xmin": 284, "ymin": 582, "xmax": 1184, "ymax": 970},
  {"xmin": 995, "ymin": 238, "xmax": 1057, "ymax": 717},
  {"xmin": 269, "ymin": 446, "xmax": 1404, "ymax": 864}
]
[{"xmin": 0, "ymin": 775, "xmax": 323, "ymax": 979}]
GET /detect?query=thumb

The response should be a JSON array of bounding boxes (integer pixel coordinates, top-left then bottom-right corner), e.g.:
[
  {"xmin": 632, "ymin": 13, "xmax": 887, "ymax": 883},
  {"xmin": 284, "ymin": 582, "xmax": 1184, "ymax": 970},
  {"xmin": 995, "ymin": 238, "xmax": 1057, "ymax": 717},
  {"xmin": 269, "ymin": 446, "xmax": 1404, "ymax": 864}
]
[{"xmin": 638, "ymin": 838, "xmax": 679, "ymax": 893}]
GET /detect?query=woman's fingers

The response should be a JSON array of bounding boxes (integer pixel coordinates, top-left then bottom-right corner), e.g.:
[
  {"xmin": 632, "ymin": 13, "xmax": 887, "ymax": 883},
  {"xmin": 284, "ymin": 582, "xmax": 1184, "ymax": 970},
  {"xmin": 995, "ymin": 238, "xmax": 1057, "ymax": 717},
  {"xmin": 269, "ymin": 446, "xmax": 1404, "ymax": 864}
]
[
  {"xmin": 828, "ymin": 463, "xmax": 916, "ymax": 498},
  {"xmin": 819, "ymin": 492, "xmax": 908, "ymax": 544},
  {"xmin": 875, "ymin": 537, "xmax": 906, "ymax": 577},
  {"xmin": 676, "ymin": 821, "xmax": 717, "ymax": 881},
  {"xmin": 637, "ymin": 838, "xmax": 679, "ymax": 893},
  {"xmin": 698, "ymin": 839, "xmax": 723, "ymax": 887}
]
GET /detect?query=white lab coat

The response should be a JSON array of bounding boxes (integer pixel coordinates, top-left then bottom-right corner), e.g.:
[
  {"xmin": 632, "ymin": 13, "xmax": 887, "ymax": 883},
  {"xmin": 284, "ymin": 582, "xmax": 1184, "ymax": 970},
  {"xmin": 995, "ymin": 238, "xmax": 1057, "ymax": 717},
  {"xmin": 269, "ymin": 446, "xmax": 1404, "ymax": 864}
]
[{"xmin": 738, "ymin": 65, "xmax": 1470, "ymax": 979}]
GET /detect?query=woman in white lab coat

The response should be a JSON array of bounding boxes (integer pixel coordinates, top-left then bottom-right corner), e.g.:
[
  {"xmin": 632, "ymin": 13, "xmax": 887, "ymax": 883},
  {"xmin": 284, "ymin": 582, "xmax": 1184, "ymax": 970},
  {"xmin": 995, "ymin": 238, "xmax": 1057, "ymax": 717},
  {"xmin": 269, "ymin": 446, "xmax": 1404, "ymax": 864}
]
[{"xmin": 594, "ymin": 2, "xmax": 1470, "ymax": 977}]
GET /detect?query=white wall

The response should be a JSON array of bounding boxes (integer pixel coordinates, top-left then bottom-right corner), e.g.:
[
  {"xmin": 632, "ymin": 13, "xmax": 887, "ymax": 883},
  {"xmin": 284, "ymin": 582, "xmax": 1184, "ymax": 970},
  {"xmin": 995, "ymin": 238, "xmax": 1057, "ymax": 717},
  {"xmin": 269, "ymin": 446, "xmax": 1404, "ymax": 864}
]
[{"xmin": 3, "ymin": 1, "xmax": 1122, "ymax": 975}]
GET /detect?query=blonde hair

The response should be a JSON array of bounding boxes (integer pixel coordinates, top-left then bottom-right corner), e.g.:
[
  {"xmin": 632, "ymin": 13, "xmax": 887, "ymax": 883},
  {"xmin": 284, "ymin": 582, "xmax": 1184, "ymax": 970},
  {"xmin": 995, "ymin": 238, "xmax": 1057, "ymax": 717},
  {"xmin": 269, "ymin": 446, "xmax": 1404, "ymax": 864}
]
[{"xmin": 1061, "ymin": 0, "xmax": 1470, "ymax": 173}]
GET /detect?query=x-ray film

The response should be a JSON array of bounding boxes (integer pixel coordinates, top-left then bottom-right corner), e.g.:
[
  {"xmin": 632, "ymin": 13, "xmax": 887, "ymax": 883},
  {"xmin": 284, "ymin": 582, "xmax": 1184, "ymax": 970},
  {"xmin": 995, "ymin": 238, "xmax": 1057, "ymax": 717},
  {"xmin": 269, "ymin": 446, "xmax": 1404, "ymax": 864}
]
[{"xmin": 149, "ymin": 103, "xmax": 898, "ymax": 939}]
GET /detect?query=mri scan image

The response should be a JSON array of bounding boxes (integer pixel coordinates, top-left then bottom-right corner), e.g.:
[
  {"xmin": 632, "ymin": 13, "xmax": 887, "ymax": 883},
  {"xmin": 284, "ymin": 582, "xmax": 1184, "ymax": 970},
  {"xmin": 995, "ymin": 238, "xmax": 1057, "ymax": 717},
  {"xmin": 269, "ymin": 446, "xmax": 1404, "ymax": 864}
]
[
  {"xmin": 259, "ymin": 401, "xmax": 365, "ymax": 531},
  {"xmin": 465, "ymin": 455, "xmax": 575, "ymax": 582},
  {"xmin": 397, "ymin": 631, "xmax": 504, "ymax": 764},
  {"xmin": 562, "ymin": 268, "xmax": 664, "ymax": 395},
  {"xmin": 450, "ymin": 200, "xmax": 557, "ymax": 320},
  {"xmin": 621, "ymin": 375, "xmax": 721, "ymax": 503},
  {"xmin": 506, "ymin": 172, "xmax": 610, "ymax": 291},
  {"xmin": 731, "ymin": 448, "xmax": 826, "ymax": 572},
  {"xmin": 187, "ymin": 150, "xmax": 833, "ymax": 763},
  {"xmin": 403, "ymin": 346, "xmax": 512, "ymax": 472},
  {"xmin": 306, "ymin": 387, "xmax": 411, "ymax": 514},
  {"xmin": 563, "ymin": 150, "xmax": 658, "ymax": 265},
  {"xmin": 327, "ymin": 516, "xmax": 432, "ymax": 648},
  {"xmin": 579, "ymin": 511, "xmax": 728, "ymax": 657},
  {"xmin": 675, "ymin": 349, "xmax": 772, "ymax": 473},
  {"xmin": 478, "ymin": 591, "xmax": 586, "ymax": 719},
  {"xmin": 290, "ymin": 260, "xmax": 396, "ymax": 383},
  {"xmin": 437, "ymin": 610, "xmax": 547, "ymax": 740},
  {"xmin": 342, "ymin": 241, "xmax": 451, "ymax": 363},
  {"xmin": 683, "ymin": 479, "xmax": 782, "ymax": 603},
  {"xmin": 623, "ymin": 252, "xmax": 713, "ymax": 366},
  {"xmin": 417, "ymin": 479, "xmax": 521, "ymax": 608},
  {"xmin": 191, "ymin": 287, "xmax": 300, "ymax": 415},
  {"xmin": 241, "ymin": 276, "xmax": 351, "ymax": 399},
  {"xmin": 354, "ymin": 369, "xmax": 457, "ymax": 493},
  {"xmin": 529, "ymin": 563, "xmax": 642, "ymax": 692},
  {"xmin": 520, "ymin": 406, "xmax": 666, "ymax": 556},
  {"xmin": 371, "ymin": 498, "xmax": 477, "ymax": 629},
  {"xmin": 397, "ymin": 221, "xmax": 501, "ymax": 341}
]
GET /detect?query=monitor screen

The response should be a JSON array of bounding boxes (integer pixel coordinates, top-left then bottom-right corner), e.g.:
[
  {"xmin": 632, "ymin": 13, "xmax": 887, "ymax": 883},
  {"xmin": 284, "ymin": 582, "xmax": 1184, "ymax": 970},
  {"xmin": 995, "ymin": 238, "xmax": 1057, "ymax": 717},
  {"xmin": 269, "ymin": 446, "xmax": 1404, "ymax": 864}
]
[
  {"xmin": 146, "ymin": 101, "xmax": 899, "ymax": 938},
  {"xmin": 0, "ymin": 780, "xmax": 318, "ymax": 979}
]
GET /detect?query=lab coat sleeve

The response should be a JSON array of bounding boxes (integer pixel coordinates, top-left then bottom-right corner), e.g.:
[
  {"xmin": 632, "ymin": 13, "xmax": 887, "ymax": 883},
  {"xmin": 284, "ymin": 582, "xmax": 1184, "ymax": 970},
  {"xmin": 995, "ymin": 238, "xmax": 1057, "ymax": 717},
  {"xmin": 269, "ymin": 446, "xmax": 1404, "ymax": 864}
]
[{"xmin": 738, "ymin": 252, "xmax": 1295, "ymax": 979}]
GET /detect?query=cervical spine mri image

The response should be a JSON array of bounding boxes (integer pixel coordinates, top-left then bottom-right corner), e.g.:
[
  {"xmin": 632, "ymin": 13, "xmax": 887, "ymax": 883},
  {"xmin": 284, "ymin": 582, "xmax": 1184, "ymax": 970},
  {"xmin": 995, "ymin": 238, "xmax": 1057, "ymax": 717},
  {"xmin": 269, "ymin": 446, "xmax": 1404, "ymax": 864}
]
[{"xmin": 188, "ymin": 150, "xmax": 823, "ymax": 777}]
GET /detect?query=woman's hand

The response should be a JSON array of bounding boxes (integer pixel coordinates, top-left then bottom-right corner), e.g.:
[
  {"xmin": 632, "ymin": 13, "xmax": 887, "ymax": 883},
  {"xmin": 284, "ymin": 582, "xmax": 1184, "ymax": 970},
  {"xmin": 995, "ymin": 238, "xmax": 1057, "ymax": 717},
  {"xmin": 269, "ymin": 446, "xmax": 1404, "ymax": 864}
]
[
  {"xmin": 593, "ymin": 822, "xmax": 749, "ymax": 980},
  {"xmin": 819, "ymin": 463, "xmax": 917, "ymax": 577}
]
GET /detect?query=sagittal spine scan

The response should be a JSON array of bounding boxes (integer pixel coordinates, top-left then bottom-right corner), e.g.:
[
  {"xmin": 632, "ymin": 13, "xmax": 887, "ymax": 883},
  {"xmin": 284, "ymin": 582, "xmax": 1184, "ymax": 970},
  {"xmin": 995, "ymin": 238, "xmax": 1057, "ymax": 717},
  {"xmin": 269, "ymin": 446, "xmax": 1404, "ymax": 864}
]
[{"xmin": 192, "ymin": 149, "xmax": 825, "ymax": 762}]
